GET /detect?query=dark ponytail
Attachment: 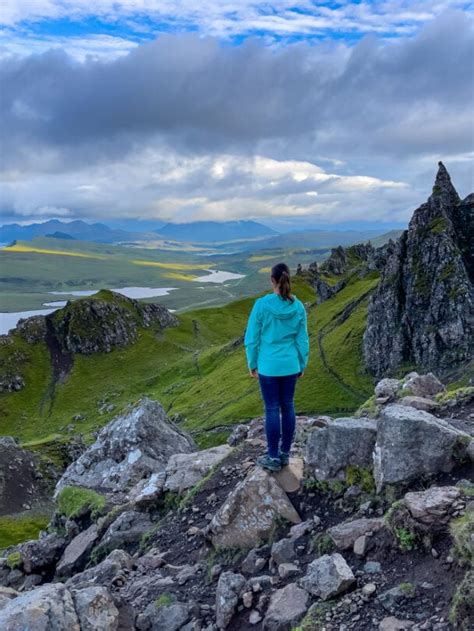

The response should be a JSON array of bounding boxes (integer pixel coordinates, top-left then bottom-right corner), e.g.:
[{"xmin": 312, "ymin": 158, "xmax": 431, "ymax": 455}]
[{"xmin": 271, "ymin": 262, "xmax": 294, "ymax": 302}]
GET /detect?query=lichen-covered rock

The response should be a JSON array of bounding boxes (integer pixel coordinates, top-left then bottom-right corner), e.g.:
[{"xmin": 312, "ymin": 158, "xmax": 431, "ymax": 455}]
[
  {"xmin": 128, "ymin": 472, "xmax": 166, "ymax": 507},
  {"xmin": 208, "ymin": 467, "xmax": 300, "ymax": 549},
  {"xmin": 398, "ymin": 396, "xmax": 439, "ymax": 412},
  {"xmin": 55, "ymin": 398, "xmax": 196, "ymax": 496},
  {"xmin": 0, "ymin": 583, "xmax": 80, "ymax": 630},
  {"xmin": 262, "ymin": 583, "xmax": 309, "ymax": 630},
  {"xmin": 364, "ymin": 162, "xmax": 474, "ymax": 377},
  {"xmin": 164, "ymin": 445, "xmax": 232, "ymax": 493},
  {"xmin": 306, "ymin": 418, "xmax": 376, "ymax": 480},
  {"xmin": 374, "ymin": 404, "xmax": 471, "ymax": 491},
  {"xmin": 300, "ymin": 553, "xmax": 355, "ymax": 600},
  {"xmin": 375, "ymin": 379, "xmax": 401, "ymax": 400}
]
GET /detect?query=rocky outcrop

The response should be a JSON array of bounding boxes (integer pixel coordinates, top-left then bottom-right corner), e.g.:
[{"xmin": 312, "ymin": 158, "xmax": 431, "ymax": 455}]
[
  {"xmin": 373, "ymin": 404, "xmax": 471, "ymax": 491},
  {"xmin": 208, "ymin": 467, "xmax": 301, "ymax": 549},
  {"xmin": 364, "ymin": 162, "xmax": 474, "ymax": 376},
  {"xmin": 55, "ymin": 398, "xmax": 196, "ymax": 496},
  {"xmin": 16, "ymin": 289, "xmax": 178, "ymax": 354}
]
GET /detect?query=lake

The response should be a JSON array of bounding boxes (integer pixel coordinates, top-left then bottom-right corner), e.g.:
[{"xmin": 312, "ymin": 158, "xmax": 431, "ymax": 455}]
[{"xmin": 194, "ymin": 269, "xmax": 245, "ymax": 283}]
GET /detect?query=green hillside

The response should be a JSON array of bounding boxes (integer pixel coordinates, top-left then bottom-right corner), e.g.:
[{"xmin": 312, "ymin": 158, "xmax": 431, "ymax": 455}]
[{"xmin": 0, "ymin": 261, "xmax": 379, "ymax": 452}]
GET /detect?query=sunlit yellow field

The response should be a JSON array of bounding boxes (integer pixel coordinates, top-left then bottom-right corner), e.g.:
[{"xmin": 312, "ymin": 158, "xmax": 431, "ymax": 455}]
[
  {"xmin": 248, "ymin": 254, "xmax": 280, "ymax": 262},
  {"xmin": 163, "ymin": 272, "xmax": 198, "ymax": 281},
  {"xmin": 5, "ymin": 244, "xmax": 107, "ymax": 259}
]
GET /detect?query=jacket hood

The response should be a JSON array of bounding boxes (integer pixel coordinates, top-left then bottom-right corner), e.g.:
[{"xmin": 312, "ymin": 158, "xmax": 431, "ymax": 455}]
[{"xmin": 261, "ymin": 293, "xmax": 300, "ymax": 319}]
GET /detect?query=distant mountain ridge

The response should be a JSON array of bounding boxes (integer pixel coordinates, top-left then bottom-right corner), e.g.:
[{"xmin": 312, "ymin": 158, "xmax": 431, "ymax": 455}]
[{"xmin": 0, "ymin": 219, "xmax": 136, "ymax": 244}]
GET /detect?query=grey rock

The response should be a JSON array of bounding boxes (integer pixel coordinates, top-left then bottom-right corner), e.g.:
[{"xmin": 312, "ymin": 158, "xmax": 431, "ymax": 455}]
[
  {"xmin": 278, "ymin": 563, "xmax": 299, "ymax": 579},
  {"xmin": 402, "ymin": 373, "xmax": 445, "ymax": 398},
  {"xmin": 241, "ymin": 549, "xmax": 267, "ymax": 575},
  {"xmin": 271, "ymin": 538, "xmax": 296, "ymax": 565},
  {"xmin": 262, "ymin": 583, "xmax": 309, "ymax": 630},
  {"xmin": 398, "ymin": 396, "xmax": 440, "ymax": 412},
  {"xmin": 164, "ymin": 445, "xmax": 232, "ymax": 494},
  {"xmin": 306, "ymin": 417, "xmax": 376, "ymax": 480},
  {"xmin": 128, "ymin": 472, "xmax": 166, "ymax": 507},
  {"xmin": 300, "ymin": 553, "xmax": 355, "ymax": 600},
  {"xmin": 377, "ymin": 585, "xmax": 416, "ymax": 614},
  {"xmin": 137, "ymin": 601, "xmax": 192, "ymax": 631},
  {"xmin": 20, "ymin": 533, "xmax": 66, "ymax": 575},
  {"xmin": 72, "ymin": 586, "xmax": 119, "ymax": 630},
  {"xmin": 0, "ymin": 583, "xmax": 79, "ymax": 630},
  {"xmin": 363, "ymin": 561, "xmax": 382, "ymax": 574},
  {"xmin": 327, "ymin": 518, "xmax": 385, "ymax": 550},
  {"xmin": 373, "ymin": 404, "xmax": 471, "ymax": 491},
  {"xmin": 375, "ymin": 379, "xmax": 401, "ymax": 400},
  {"xmin": 56, "ymin": 525, "xmax": 99, "ymax": 578},
  {"xmin": 55, "ymin": 398, "xmax": 196, "ymax": 496},
  {"xmin": 227, "ymin": 425, "xmax": 249, "ymax": 446},
  {"xmin": 215, "ymin": 571, "xmax": 246, "ymax": 630},
  {"xmin": 379, "ymin": 617, "xmax": 414, "ymax": 630},
  {"xmin": 364, "ymin": 163, "xmax": 474, "ymax": 377},
  {"xmin": 208, "ymin": 467, "xmax": 300, "ymax": 549},
  {"xmin": 66, "ymin": 549, "xmax": 132, "ymax": 590},
  {"xmin": 403, "ymin": 486, "xmax": 462, "ymax": 526},
  {"xmin": 99, "ymin": 510, "xmax": 152, "ymax": 553}
]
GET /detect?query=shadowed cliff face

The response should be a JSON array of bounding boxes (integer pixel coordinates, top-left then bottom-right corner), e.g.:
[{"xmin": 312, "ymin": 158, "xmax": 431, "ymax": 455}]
[{"xmin": 364, "ymin": 162, "xmax": 474, "ymax": 377}]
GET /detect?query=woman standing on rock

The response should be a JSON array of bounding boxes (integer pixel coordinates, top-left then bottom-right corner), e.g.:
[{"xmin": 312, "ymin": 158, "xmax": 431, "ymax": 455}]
[{"xmin": 244, "ymin": 262, "xmax": 309, "ymax": 472}]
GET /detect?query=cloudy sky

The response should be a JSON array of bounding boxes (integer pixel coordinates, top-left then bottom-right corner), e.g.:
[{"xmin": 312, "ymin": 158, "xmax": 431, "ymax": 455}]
[{"xmin": 0, "ymin": 1, "xmax": 473, "ymax": 231}]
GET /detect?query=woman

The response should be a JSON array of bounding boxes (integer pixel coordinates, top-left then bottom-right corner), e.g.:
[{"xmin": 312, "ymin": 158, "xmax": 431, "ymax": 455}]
[{"xmin": 244, "ymin": 262, "xmax": 309, "ymax": 472}]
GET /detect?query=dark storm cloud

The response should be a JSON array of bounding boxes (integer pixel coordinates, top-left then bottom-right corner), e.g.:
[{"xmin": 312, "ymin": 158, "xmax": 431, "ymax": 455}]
[{"xmin": 1, "ymin": 8, "xmax": 472, "ymax": 173}]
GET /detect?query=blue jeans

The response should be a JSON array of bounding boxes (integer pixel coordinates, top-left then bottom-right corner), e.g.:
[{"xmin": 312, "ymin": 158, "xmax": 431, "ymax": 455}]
[{"xmin": 258, "ymin": 372, "xmax": 299, "ymax": 459}]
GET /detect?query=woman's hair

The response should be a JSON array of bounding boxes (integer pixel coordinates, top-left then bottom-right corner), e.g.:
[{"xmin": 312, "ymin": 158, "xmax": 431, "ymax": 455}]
[{"xmin": 271, "ymin": 262, "xmax": 294, "ymax": 302}]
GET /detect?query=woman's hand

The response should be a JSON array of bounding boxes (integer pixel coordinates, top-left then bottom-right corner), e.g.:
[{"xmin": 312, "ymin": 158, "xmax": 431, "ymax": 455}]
[
  {"xmin": 249, "ymin": 368, "xmax": 259, "ymax": 378},
  {"xmin": 298, "ymin": 371, "xmax": 304, "ymax": 378}
]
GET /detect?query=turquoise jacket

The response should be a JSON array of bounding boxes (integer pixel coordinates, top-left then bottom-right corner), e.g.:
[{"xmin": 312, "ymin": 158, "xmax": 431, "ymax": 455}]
[{"xmin": 244, "ymin": 293, "xmax": 309, "ymax": 377}]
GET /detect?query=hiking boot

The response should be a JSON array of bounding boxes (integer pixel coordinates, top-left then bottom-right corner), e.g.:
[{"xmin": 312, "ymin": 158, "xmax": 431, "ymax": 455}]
[
  {"xmin": 279, "ymin": 452, "xmax": 290, "ymax": 467},
  {"xmin": 256, "ymin": 454, "xmax": 282, "ymax": 472}
]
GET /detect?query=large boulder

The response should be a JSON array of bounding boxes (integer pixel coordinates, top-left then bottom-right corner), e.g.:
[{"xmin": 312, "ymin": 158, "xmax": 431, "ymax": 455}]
[
  {"xmin": 208, "ymin": 467, "xmax": 301, "ymax": 549},
  {"xmin": 164, "ymin": 445, "xmax": 232, "ymax": 494},
  {"xmin": 262, "ymin": 583, "xmax": 309, "ymax": 630},
  {"xmin": 306, "ymin": 418, "xmax": 377, "ymax": 480},
  {"xmin": 300, "ymin": 553, "xmax": 355, "ymax": 600},
  {"xmin": 0, "ymin": 583, "xmax": 80, "ymax": 630},
  {"xmin": 55, "ymin": 399, "xmax": 196, "ymax": 496},
  {"xmin": 374, "ymin": 404, "xmax": 471, "ymax": 491}
]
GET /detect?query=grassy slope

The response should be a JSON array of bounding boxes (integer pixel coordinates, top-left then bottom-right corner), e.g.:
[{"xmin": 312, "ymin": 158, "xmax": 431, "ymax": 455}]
[{"xmin": 0, "ymin": 272, "xmax": 378, "ymax": 448}]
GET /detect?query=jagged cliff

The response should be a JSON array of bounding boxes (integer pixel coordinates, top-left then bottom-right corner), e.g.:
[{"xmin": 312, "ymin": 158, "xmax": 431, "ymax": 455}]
[{"xmin": 363, "ymin": 162, "xmax": 473, "ymax": 377}]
